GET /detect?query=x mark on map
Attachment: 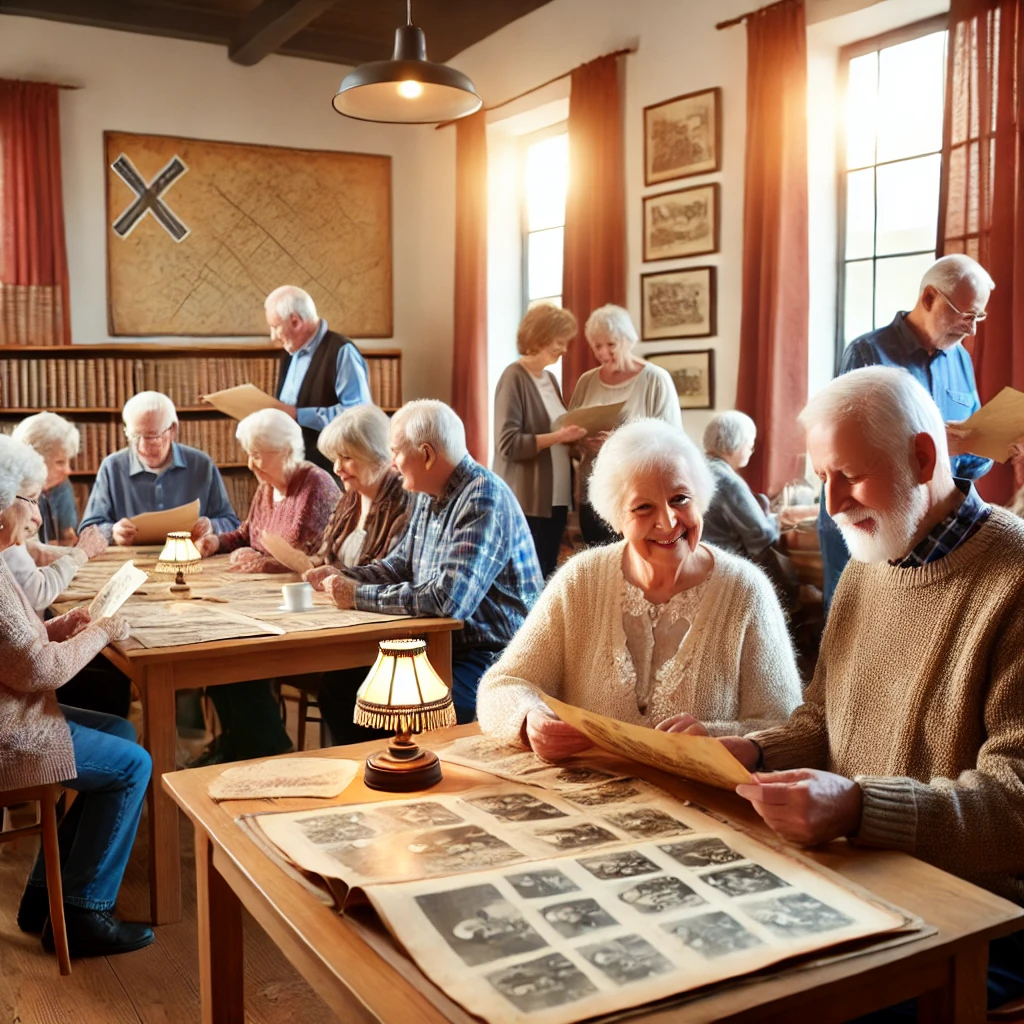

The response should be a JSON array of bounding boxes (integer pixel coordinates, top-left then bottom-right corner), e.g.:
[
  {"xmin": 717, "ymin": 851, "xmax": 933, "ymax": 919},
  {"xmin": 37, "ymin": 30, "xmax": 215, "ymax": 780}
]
[{"xmin": 111, "ymin": 153, "xmax": 191, "ymax": 242}]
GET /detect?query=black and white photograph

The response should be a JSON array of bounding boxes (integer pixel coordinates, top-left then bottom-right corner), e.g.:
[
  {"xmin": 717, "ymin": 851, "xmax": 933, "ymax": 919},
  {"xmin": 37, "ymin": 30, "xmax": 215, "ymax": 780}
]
[
  {"xmin": 641, "ymin": 267, "xmax": 717, "ymax": 340},
  {"xmin": 298, "ymin": 810, "xmax": 379, "ymax": 845},
  {"xmin": 618, "ymin": 875, "xmax": 706, "ymax": 914},
  {"xmin": 643, "ymin": 183, "xmax": 720, "ymax": 261},
  {"xmin": 579, "ymin": 935, "xmax": 675, "ymax": 985},
  {"xmin": 415, "ymin": 884, "xmax": 548, "ymax": 967},
  {"xmin": 533, "ymin": 822, "xmax": 620, "ymax": 851},
  {"xmin": 562, "ymin": 779, "xmax": 646, "ymax": 807},
  {"xmin": 700, "ymin": 864, "xmax": 790, "ymax": 899},
  {"xmin": 603, "ymin": 808, "xmax": 693, "ymax": 840},
  {"xmin": 644, "ymin": 87, "xmax": 721, "ymax": 185},
  {"xmin": 540, "ymin": 898, "xmax": 618, "ymax": 939},
  {"xmin": 661, "ymin": 911, "xmax": 764, "ymax": 959},
  {"xmin": 487, "ymin": 953, "xmax": 598, "ymax": 1014},
  {"xmin": 505, "ymin": 869, "xmax": 580, "ymax": 900},
  {"xmin": 644, "ymin": 349, "xmax": 716, "ymax": 410},
  {"xmin": 551, "ymin": 766, "xmax": 620, "ymax": 787},
  {"xmin": 745, "ymin": 893, "xmax": 855, "ymax": 938},
  {"xmin": 577, "ymin": 850, "xmax": 661, "ymax": 881},
  {"xmin": 378, "ymin": 801, "xmax": 464, "ymax": 829},
  {"xmin": 660, "ymin": 836, "xmax": 744, "ymax": 869},
  {"xmin": 468, "ymin": 793, "xmax": 567, "ymax": 823}
]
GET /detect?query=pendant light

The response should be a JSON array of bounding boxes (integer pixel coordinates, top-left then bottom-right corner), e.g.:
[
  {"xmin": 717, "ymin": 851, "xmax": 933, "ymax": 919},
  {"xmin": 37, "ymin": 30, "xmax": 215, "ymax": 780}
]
[{"xmin": 332, "ymin": 0, "xmax": 482, "ymax": 124}]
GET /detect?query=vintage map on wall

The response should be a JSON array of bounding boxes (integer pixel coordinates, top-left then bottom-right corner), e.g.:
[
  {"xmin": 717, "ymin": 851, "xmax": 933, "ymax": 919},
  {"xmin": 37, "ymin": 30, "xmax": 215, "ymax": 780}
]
[{"xmin": 104, "ymin": 131, "xmax": 392, "ymax": 337}]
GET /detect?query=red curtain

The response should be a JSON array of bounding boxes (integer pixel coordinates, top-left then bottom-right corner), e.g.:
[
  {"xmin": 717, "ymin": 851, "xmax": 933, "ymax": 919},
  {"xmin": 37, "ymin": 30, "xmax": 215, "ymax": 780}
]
[
  {"xmin": 735, "ymin": 0, "xmax": 809, "ymax": 496},
  {"xmin": 940, "ymin": 0, "xmax": 1024, "ymax": 502},
  {"xmin": 451, "ymin": 109, "xmax": 489, "ymax": 462},
  {"xmin": 561, "ymin": 54, "xmax": 626, "ymax": 400},
  {"xmin": 0, "ymin": 80, "xmax": 70, "ymax": 346}
]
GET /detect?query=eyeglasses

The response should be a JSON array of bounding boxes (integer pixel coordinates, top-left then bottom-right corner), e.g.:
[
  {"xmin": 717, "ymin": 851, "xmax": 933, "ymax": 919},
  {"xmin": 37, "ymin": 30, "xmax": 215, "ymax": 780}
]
[
  {"xmin": 130, "ymin": 426, "xmax": 174, "ymax": 444},
  {"xmin": 934, "ymin": 288, "xmax": 988, "ymax": 324},
  {"xmin": 16, "ymin": 495, "xmax": 39, "ymax": 507}
]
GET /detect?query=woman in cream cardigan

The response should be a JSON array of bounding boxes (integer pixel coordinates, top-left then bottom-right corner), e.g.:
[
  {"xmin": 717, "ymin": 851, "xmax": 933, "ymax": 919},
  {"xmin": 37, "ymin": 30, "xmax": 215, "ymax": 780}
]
[{"xmin": 476, "ymin": 419, "xmax": 802, "ymax": 762}]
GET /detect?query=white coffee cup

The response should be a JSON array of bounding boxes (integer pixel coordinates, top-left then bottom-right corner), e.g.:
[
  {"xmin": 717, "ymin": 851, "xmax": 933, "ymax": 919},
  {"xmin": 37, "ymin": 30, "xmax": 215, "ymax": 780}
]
[{"xmin": 282, "ymin": 581, "xmax": 314, "ymax": 612}]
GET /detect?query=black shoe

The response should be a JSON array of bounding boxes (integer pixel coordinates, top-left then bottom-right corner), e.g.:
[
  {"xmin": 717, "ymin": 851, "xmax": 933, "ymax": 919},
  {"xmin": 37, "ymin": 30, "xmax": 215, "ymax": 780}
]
[
  {"xmin": 16, "ymin": 884, "xmax": 50, "ymax": 935},
  {"xmin": 42, "ymin": 906, "xmax": 154, "ymax": 958}
]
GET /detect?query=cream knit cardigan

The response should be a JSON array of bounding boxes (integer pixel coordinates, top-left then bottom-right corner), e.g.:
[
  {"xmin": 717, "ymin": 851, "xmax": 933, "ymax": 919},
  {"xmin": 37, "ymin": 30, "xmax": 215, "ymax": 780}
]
[{"xmin": 477, "ymin": 541, "xmax": 801, "ymax": 741}]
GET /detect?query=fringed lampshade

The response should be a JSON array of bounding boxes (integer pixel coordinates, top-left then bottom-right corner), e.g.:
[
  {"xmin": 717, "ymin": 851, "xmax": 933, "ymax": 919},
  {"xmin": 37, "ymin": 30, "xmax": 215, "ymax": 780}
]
[{"xmin": 154, "ymin": 531, "xmax": 202, "ymax": 597}]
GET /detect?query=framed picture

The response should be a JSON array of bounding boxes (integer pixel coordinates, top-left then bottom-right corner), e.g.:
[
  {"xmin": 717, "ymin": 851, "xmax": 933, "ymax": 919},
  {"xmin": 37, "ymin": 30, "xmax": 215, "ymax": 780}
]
[
  {"xmin": 643, "ymin": 183, "xmax": 719, "ymax": 261},
  {"xmin": 640, "ymin": 266, "xmax": 716, "ymax": 340},
  {"xmin": 644, "ymin": 87, "xmax": 721, "ymax": 186},
  {"xmin": 645, "ymin": 350, "xmax": 715, "ymax": 410}
]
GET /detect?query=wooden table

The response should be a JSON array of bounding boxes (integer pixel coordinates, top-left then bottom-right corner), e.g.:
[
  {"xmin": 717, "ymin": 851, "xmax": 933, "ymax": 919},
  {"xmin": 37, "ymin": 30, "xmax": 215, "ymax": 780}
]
[{"xmin": 164, "ymin": 728, "xmax": 1023, "ymax": 1024}]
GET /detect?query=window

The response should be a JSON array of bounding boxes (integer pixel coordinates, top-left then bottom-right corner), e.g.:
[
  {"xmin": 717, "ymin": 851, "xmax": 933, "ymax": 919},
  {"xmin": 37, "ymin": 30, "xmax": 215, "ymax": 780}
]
[
  {"xmin": 838, "ymin": 20, "xmax": 948, "ymax": 361},
  {"xmin": 522, "ymin": 126, "xmax": 568, "ymax": 311}
]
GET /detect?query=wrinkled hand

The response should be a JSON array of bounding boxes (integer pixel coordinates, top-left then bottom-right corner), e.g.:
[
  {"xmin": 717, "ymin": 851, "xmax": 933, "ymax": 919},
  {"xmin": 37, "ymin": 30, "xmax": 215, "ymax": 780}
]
[
  {"xmin": 323, "ymin": 573, "xmax": 357, "ymax": 609},
  {"xmin": 554, "ymin": 424, "xmax": 588, "ymax": 445},
  {"xmin": 946, "ymin": 420, "xmax": 977, "ymax": 458},
  {"xmin": 304, "ymin": 563, "xmax": 342, "ymax": 591},
  {"xmin": 75, "ymin": 525, "xmax": 107, "ymax": 560},
  {"xmin": 227, "ymin": 547, "xmax": 267, "ymax": 573},
  {"xmin": 195, "ymin": 533, "xmax": 220, "ymax": 558},
  {"xmin": 524, "ymin": 706, "xmax": 592, "ymax": 763},
  {"xmin": 1009, "ymin": 440, "xmax": 1024, "ymax": 464},
  {"xmin": 97, "ymin": 613, "xmax": 131, "ymax": 643},
  {"xmin": 581, "ymin": 430, "xmax": 611, "ymax": 455},
  {"xmin": 49, "ymin": 607, "xmax": 92, "ymax": 641},
  {"xmin": 655, "ymin": 713, "xmax": 709, "ymax": 736},
  {"xmin": 190, "ymin": 516, "xmax": 213, "ymax": 542},
  {"xmin": 736, "ymin": 768, "xmax": 863, "ymax": 846},
  {"xmin": 111, "ymin": 518, "xmax": 137, "ymax": 546}
]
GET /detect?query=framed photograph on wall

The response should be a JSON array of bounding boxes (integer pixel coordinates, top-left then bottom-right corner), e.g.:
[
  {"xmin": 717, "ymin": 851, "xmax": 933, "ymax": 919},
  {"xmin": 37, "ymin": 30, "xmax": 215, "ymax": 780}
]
[
  {"xmin": 644, "ymin": 350, "xmax": 715, "ymax": 409},
  {"xmin": 643, "ymin": 183, "xmax": 719, "ymax": 261},
  {"xmin": 640, "ymin": 266, "xmax": 716, "ymax": 340},
  {"xmin": 644, "ymin": 87, "xmax": 721, "ymax": 186}
]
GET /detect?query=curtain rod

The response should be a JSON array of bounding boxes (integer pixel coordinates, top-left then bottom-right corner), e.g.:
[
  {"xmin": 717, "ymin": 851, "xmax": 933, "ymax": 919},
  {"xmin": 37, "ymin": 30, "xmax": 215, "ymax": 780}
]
[
  {"xmin": 716, "ymin": 0, "xmax": 797, "ymax": 30},
  {"xmin": 434, "ymin": 43, "xmax": 637, "ymax": 130},
  {"xmin": 2, "ymin": 77, "xmax": 81, "ymax": 90}
]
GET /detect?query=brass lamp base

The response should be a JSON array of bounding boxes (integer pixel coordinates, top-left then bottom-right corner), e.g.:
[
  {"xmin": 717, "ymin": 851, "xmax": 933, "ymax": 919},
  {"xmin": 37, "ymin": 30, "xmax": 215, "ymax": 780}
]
[
  {"xmin": 168, "ymin": 569, "xmax": 191, "ymax": 599},
  {"xmin": 363, "ymin": 734, "xmax": 443, "ymax": 792}
]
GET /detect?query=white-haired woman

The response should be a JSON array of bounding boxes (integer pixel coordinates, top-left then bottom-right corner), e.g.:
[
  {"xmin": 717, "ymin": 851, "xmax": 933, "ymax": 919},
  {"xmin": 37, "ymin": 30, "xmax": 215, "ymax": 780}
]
[
  {"xmin": 477, "ymin": 419, "xmax": 801, "ymax": 762},
  {"xmin": 13, "ymin": 411, "xmax": 81, "ymax": 544},
  {"xmin": 569, "ymin": 305, "xmax": 683, "ymax": 545},
  {"xmin": 0, "ymin": 435, "xmax": 153, "ymax": 958}
]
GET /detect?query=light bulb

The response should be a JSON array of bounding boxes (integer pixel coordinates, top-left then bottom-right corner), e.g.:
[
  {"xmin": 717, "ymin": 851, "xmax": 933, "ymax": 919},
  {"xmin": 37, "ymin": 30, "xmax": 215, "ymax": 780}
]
[{"xmin": 397, "ymin": 79, "xmax": 423, "ymax": 99}]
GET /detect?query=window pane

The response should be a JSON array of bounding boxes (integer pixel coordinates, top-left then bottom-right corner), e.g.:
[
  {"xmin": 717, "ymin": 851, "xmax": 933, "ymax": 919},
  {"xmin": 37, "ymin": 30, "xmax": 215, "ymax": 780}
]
[
  {"xmin": 876, "ymin": 31, "xmax": 946, "ymax": 162},
  {"xmin": 525, "ymin": 133, "xmax": 568, "ymax": 232},
  {"xmin": 846, "ymin": 51, "xmax": 878, "ymax": 169},
  {"xmin": 875, "ymin": 153, "xmax": 940, "ymax": 255},
  {"xmin": 528, "ymin": 228, "xmax": 564, "ymax": 300},
  {"xmin": 845, "ymin": 168, "xmax": 875, "ymax": 259},
  {"xmin": 844, "ymin": 260, "xmax": 874, "ymax": 342},
  {"xmin": 874, "ymin": 251, "xmax": 935, "ymax": 324}
]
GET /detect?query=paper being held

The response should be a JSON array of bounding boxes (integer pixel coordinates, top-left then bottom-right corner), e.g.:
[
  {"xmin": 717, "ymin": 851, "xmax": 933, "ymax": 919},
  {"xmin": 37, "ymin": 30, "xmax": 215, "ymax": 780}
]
[
  {"xmin": 260, "ymin": 532, "xmax": 314, "ymax": 574},
  {"xmin": 201, "ymin": 383, "xmax": 284, "ymax": 421},
  {"xmin": 553, "ymin": 401, "xmax": 625, "ymax": 435},
  {"xmin": 958, "ymin": 387, "xmax": 1024, "ymax": 462},
  {"xmin": 129, "ymin": 500, "xmax": 200, "ymax": 544},
  {"xmin": 88, "ymin": 560, "xmax": 148, "ymax": 619}
]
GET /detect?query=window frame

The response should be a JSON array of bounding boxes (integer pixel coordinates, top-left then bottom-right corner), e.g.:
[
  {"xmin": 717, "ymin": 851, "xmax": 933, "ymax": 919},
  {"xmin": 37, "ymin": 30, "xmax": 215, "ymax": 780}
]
[{"xmin": 520, "ymin": 121, "xmax": 569, "ymax": 315}]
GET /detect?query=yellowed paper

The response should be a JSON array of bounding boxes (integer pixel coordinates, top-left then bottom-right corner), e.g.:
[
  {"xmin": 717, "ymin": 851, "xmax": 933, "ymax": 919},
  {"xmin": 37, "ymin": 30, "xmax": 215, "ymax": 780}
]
[
  {"xmin": 959, "ymin": 386, "xmax": 1024, "ymax": 461},
  {"xmin": 554, "ymin": 402, "xmax": 625, "ymax": 435},
  {"xmin": 88, "ymin": 560, "xmax": 148, "ymax": 619},
  {"xmin": 128, "ymin": 500, "xmax": 200, "ymax": 544},
  {"xmin": 208, "ymin": 757, "xmax": 359, "ymax": 800},
  {"xmin": 260, "ymin": 532, "xmax": 314, "ymax": 574},
  {"xmin": 542, "ymin": 693, "xmax": 752, "ymax": 790},
  {"xmin": 201, "ymin": 383, "xmax": 283, "ymax": 421}
]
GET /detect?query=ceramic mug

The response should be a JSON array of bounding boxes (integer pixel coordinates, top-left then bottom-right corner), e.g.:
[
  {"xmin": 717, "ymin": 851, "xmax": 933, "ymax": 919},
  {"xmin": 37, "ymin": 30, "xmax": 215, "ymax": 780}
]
[{"xmin": 282, "ymin": 581, "xmax": 314, "ymax": 612}]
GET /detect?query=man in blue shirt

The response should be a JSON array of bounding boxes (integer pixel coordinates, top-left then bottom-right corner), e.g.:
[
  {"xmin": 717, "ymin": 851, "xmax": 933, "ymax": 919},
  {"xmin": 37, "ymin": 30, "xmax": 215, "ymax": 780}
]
[
  {"xmin": 79, "ymin": 391, "xmax": 239, "ymax": 544},
  {"xmin": 819, "ymin": 254, "xmax": 995, "ymax": 608},
  {"xmin": 265, "ymin": 285, "xmax": 372, "ymax": 472}
]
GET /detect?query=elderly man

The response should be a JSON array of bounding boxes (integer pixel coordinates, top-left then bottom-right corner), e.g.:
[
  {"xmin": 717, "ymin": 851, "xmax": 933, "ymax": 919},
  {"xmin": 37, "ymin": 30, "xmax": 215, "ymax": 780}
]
[
  {"xmin": 819, "ymin": 254, "xmax": 996, "ymax": 609},
  {"xmin": 310, "ymin": 399, "xmax": 543, "ymax": 724},
  {"xmin": 266, "ymin": 285, "xmax": 372, "ymax": 472},
  {"xmin": 79, "ymin": 391, "xmax": 239, "ymax": 545},
  {"xmin": 663, "ymin": 366, "xmax": 1024, "ymax": 1014}
]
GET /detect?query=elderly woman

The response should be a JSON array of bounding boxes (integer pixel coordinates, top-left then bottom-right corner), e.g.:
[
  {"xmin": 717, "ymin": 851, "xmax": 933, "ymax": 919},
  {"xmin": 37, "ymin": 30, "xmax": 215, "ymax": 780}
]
[
  {"xmin": 476, "ymin": 419, "xmax": 801, "ymax": 762},
  {"xmin": 0, "ymin": 435, "xmax": 153, "ymax": 958},
  {"xmin": 569, "ymin": 305, "xmax": 682, "ymax": 546},
  {"xmin": 12, "ymin": 411, "xmax": 81, "ymax": 544},
  {"xmin": 492, "ymin": 303, "xmax": 588, "ymax": 578}
]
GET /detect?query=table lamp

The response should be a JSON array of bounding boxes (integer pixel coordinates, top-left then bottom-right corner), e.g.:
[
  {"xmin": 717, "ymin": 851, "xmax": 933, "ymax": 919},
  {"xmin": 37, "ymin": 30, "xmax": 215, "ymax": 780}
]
[
  {"xmin": 154, "ymin": 531, "xmax": 202, "ymax": 598},
  {"xmin": 355, "ymin": 638, "xmax": 457, "ymax": 791}
]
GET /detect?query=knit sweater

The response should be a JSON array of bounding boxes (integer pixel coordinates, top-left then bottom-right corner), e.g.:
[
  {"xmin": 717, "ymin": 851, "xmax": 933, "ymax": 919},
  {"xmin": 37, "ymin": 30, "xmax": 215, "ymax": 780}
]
[
  {"xmin": 750, "ymin": 507, "xmax": 1024, "ymax": 904},
  {"xmin": 217, "ymin": 462, "xmax": 340, "ymax": 573},
  {"xmin": 2, "ymin": 542, "xmax": 87, "ymax": 613},
  {"xmin": 0, "ymin": 558, "xmax": 111, "ymax": 789},
  {"xmin": 477, "ymin": 541, "xmax": 801, "ymax": 741}
]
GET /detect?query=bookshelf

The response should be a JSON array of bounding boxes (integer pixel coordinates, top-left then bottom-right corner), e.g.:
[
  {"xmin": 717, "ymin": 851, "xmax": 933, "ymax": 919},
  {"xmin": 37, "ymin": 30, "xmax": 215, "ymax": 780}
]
[{"xmin": 0, "ymin": 343, "xmax": 402, "ymax": 518}]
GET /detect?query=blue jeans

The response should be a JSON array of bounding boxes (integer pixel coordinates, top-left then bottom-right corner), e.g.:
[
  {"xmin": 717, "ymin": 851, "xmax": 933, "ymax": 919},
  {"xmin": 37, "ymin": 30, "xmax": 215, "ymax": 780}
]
[
  {"xmin": 818, "ymin": 498, "xmax": 849, "ymax": 616},
  {"xmin": 453, "ymin": 650, "xmax": 500, "ymax": 724},
  {"xmin": 28, "ymin": 705, "xmax": 152, "ymax": 911}
]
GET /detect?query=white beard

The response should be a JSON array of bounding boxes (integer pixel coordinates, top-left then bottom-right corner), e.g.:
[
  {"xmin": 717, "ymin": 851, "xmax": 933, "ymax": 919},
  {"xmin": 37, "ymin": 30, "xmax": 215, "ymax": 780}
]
[{"xmin": 834, "ymin": 481, "xmax": 931, "ymax": 565}]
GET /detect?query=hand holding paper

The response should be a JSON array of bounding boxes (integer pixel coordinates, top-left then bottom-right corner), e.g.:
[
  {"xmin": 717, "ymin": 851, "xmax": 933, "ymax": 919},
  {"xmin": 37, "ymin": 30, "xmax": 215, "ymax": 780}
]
[
  {"xmin": 129, "ymin": 500, "xmax": 200, "ymax": 545},
  {"xmin": 260, "ymin": 532, "xmax": 314, "ymax": 574},
  {"xmin": 554, "ymin": 402, "xmax": 625, "ymax": 435},
  {"xmin": 955, "ymin": 387, "xmax": 1024, "ymax": 462},
  {"xmin": 201, "ymin": 384, "xmax": 288, "ymax": 421},
  {"xmin": 88, "ymin": 560, "xmax": 148, "ymax": 620}
]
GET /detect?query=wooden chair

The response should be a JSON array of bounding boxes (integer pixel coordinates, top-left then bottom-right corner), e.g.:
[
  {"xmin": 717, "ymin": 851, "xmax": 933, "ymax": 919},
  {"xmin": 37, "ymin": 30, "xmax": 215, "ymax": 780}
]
[
  {"xmin": 0, "ymin": 783, "xmax": 71, "ymax": 975},
  {"xmin": 277, "ymin": 676, "xmax": 329, "ymax": 751}
]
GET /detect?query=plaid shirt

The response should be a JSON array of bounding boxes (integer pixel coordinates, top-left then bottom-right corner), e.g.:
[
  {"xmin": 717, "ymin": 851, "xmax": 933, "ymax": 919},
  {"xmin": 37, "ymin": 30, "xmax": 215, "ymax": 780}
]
[
  {"xmin": 345, "ymin": 455, "xmax": 543, "ymax": 655},
  {"xmin": 892, "ymin": 478, "xmax": 991, "ymax": 568}
]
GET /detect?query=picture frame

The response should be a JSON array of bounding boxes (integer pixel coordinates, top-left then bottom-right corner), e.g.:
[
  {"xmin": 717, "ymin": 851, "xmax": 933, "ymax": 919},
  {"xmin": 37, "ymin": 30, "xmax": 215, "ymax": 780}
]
[
  {"xmin": 644, "ymin": 87, "xmax": 721, "ymax": 186},
  {"xmin": 640, "ymin": 266, "xmax": 717, "ymax": 340},
  {"xmin": 644, "ymin": 349, "xmax": 716, "ymax": 410},
  {"xmin": 642, "ymin": 183, "xmax": 720, "ymax": 262}
]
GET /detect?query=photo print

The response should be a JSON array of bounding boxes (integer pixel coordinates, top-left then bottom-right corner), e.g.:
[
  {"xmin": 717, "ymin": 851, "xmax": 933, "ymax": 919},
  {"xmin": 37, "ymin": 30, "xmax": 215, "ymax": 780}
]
[
  {"xmin": 505, "ymin": 869, "xmax": 580, "ymax": 900},
  {"xmin": 415, "ymin": 884, "xmax": 548, "ymax": 967},
  {"xmin": 618, "ymin": 876, "xmax": 706, "ymax": 914},
  {"xmin": 540, "ymin": 898, "xmax": 618, "ymax": 939},
  {"xmin": 468, "ymin": 793, "xmax": 567, "ymax": 823},
  {"xmin": 661, "ymin": 911, "xmax": 764, "ymax": 959},
  {"xmin": 604, "ymin": 808, "xmax": 693, "ymax": 840},
  {"xmin": 377, "ymin": 801, "xmax": 464, "ymax": 829},
  {"xmin": 487, "ymin": 953, "xmax": 598, "ymax": 1014},
  {"xmin": 744, "ymin": 893, "xmax": 854, "ymax": 938},
  {"xmin": 643, "ymin": 87, "xmax": 721, "ymax": 185},
  {"xmin": 533, "ymin": 822, "xmax": 620, "ymax": 851},
  {"xmin": 563, "ymin": 779, "xmax": 646, "ymax": 807},
  {"xmin": 580, "ymin": 935, "xmax": 675, "ymax": 986},
  {"xmin": 643, "ymin": 183, "xmax": 719, "ymax": 261},
  {"xmin": 552, "ymin": 766, "xmax": 620, "ymax": 787},
  {"xmin": 700, "ymin": 864, "xmax": 790, "ymax": 899},
  {"xmin": 660, "ymin": 836, "xmax": 744, "ymax": 869},
  {"xmin": 644, "ymin": 350, "xmax": 715, "ymax": 410},
  {"xmin": 577, "ymin": 850, "xmax": 661, "ymax": 881},
  {"xmin": 641, "ymin": 267, "xmax": 717, "ymax": 341},
  {"xmin": 298, "ymin": 811, "xmax": 378, "ymax": 845}
]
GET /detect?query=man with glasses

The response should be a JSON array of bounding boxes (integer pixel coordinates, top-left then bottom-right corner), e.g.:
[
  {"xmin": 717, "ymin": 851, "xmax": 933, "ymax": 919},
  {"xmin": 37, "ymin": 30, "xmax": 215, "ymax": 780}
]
[
  {"xmin": 79, "ymin": 391, "xmax": 240, "ymax": 545},
  {"xmin": 819, "ymin": 254, "xmax": 997, "ymax": 610}
]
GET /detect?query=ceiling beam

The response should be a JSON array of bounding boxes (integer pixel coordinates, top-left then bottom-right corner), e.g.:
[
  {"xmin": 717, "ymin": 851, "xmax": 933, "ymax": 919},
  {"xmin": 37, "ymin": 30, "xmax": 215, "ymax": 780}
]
[{"xmin": 229, "ymin": 0, "xmax": 341, "ymax": 66}]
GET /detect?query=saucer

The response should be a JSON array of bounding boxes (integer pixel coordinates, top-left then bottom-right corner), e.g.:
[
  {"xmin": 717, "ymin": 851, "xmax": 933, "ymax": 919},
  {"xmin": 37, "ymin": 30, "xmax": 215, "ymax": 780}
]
[{"xmin": 277, "ymin": 603, "xmax": 317, "ymax": 613}]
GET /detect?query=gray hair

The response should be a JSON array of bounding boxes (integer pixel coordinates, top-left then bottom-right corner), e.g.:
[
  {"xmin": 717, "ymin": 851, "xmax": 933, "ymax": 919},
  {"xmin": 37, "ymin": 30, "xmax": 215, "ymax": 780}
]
[
  {"xmin": 391, "ymin": 400, "xmax": 468, "ymax": 464},
  {"xmin": 588, "ymin": 419, "xmax": 715, "ymax": 533},
  {"xmin": 13, "ymin": 411, "xmax": 80, "ymax": 458},
  {"xmin": 123, "ymin": 391, "xmax": 178, "ymax": 438},
  {"xmin": 799, "ymin": 366, "xmax": 950, "ymax": 472},
  {"xmin": 920, "ymin": 254, "xmax": 995, "ymax": 298},
  {"xmin": 317, "ymin": 403, "xmax": 392, "ymax": 468},
  {"xmin": 0, "ymin": 434, "xmax": 47, "ymax": 511},
  {"xmin": 703, "ymin": 411, "xmax": 757, "ymax": 458},
  {"xmin": 584, "ymin": 304, "xmax": 638, "ymax": 348},
  {"xmin": 265, "ymin": 285, "xmax": 318, "ymax": 324},
  {"xmin": 236, "ymin": 408, "xmax": 305, "ymax": 471}
]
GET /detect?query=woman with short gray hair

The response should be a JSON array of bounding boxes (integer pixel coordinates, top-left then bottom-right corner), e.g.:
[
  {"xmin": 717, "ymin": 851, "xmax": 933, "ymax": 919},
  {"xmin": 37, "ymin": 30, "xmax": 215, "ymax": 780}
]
[
  {"xmin": 13, "ymin": 411, "xmax": 82, "ymax": 544},
  {"xmin": 478, "ymin": 419, "xmax": 800, "ymax": 762}
]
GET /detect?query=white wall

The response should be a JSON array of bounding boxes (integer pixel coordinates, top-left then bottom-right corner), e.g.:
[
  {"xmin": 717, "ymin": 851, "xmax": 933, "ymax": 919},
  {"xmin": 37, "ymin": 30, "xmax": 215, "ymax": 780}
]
[{"xmin": 0, "ymin": 15, "xmax": 456, "ymax": 403}]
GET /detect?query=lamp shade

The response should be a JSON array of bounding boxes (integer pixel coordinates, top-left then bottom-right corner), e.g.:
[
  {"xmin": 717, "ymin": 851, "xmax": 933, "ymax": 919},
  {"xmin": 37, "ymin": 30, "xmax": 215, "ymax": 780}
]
[
  {"xmin": 355, "ymin": 638, "xmax": 456, "ymax": 732},
  {"xmin": 154, "ymin": 531, "xmax": 202, "ymax": 575}
]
